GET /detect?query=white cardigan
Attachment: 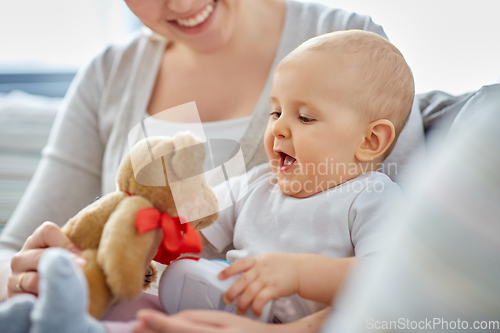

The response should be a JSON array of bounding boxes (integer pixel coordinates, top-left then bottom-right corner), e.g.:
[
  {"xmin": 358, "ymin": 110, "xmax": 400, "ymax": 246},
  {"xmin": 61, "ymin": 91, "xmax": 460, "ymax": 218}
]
[{"xmin": 0, "ymin": 0, "xmax": 423, "ymax": 258}]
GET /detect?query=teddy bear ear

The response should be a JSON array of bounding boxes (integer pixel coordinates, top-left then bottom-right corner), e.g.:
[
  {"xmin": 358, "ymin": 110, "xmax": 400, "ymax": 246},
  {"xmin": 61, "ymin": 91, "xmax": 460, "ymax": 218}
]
[
  {"xmin": 127, "ymin": 137, "xmax": 168, "ymax": 187},
  {"xmin": 170, "ymin": 131, "xmax": 206, "ymax": 180}
]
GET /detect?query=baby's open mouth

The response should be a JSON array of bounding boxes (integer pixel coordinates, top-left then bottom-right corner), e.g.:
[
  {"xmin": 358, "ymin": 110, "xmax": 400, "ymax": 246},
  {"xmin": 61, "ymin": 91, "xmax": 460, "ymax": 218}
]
[{"xmin": 279, "ymin": 152, "xmax": 297, "ymax": 171}]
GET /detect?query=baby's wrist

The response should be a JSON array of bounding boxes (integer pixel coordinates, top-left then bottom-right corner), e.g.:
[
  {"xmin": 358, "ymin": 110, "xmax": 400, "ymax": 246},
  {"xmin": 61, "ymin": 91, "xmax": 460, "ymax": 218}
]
[{"xmin": 294, "ymin": 254, "xmax": 307, "ymax": 291}]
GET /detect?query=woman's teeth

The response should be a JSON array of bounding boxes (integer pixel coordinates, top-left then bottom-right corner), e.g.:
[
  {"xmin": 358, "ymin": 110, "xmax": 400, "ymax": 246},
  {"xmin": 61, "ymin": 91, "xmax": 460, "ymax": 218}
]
[{"xmin": 176, "ymin": 3, "xmax": 214, "ymax": 27}]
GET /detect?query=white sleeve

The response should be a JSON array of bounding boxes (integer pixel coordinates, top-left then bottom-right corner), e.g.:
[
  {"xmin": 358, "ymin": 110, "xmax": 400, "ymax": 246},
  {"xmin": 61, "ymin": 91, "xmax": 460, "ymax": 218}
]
[
  {"xmin": 0, "ymin": 49, "xmax": 109, "ymax": 255},
  {"xmin": 348, "ymin": 177, "xmax": 403, "ymax": 257}
]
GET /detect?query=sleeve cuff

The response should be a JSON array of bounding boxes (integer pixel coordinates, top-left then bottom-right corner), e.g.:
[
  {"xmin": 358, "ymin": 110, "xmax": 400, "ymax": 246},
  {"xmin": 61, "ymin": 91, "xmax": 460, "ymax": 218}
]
[
  {"xmin": 200, "ymin": 223, "xmax": 232, "ymax": 253},
  {"xmin": 0, "ymin": 249, "xmax": 17, "ymax": 262}
]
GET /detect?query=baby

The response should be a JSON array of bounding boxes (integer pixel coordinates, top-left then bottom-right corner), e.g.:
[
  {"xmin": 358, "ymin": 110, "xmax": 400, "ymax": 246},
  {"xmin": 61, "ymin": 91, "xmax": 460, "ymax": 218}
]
[
  {"xmin": 0, "ymin": 30, "xmax": 414, "ymax": 333},
  {"xmin": 194, "ymin": 29, "xmax": 414, "ymax": 321}
]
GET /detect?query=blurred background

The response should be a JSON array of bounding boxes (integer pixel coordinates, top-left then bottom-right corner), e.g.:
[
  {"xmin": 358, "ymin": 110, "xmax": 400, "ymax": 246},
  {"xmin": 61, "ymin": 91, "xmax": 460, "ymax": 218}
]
[
  {"xmin": 0, "ymin": 0, "xmax": 499, "ymax": 229},
  {"xmin": 311, "ymin": 0, "xmax": 500, "ymax": 96},
  {"xmin": 1, "ymin": 0, "xmax": 499, "ymax": 95}
]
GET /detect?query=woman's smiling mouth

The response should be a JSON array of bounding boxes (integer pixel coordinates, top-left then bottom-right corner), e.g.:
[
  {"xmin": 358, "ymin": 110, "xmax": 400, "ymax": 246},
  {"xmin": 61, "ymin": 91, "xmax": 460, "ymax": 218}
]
[
  {"xmin": 168, "ymin": 1, "xmax": 217, "ymax": 30},
  {"xmin": 176, "ymin": 2, "xmax": 214, "ymax": 27}
]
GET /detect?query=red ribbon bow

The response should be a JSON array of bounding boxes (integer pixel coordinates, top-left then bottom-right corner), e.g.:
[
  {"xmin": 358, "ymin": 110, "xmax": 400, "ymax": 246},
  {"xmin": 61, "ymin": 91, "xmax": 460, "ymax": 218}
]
[{"xmin": 134, "ymin": 207, "xmax": 202, "ymax": 265}]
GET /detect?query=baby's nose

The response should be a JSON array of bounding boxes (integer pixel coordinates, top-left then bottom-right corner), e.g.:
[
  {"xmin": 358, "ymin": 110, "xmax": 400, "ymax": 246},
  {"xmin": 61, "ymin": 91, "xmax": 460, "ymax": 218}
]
[{"xmin": 272, "ymin": 119, "xmax": 290, "ymax": 138}]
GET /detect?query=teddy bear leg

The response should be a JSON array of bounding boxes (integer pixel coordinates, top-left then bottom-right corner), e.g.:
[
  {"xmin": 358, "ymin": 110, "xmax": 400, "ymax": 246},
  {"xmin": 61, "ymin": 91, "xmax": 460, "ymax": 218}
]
[
  {"xmin": 29, "ymin": 248, "xmax": 105, "ymax": 333},
  {"xmin": 81, "ymin": 249, "xmax": 116, "ymax": 319},
  {"xmin": 0, "ymin": 294, "xmax": 35, "ymax": 333}
]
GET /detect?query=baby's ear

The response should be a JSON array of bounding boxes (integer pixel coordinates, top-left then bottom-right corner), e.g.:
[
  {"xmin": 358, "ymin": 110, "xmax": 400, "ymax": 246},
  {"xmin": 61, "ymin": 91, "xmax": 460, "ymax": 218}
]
[{"xmin": 355, "ymin": 119, "xmax": 395, "ymax": 162}]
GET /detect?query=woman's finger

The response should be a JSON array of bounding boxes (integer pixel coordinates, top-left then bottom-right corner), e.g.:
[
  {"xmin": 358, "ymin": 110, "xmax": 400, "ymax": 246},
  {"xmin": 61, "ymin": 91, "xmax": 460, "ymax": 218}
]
[
  {"xmin": 21, "ymin": 222, "xmax": 78, "ymax": 253},
  {"xmin": 7, "ymin": 271, "xmax": 39, "ymax": 297},
  {"xmin": 9, "ymin": 248, "xmax": 86, "ymax": 298},
  {"xmin": 223, "ymin": 268, "xmax": 258, "ymax": 304},
  {"xmin": 132, "ymin": 321, "xmax": 155, "ymax": 333},
  {"xmin": 10, "ymin": 249, "xmax": 45, "ymax": 273},
  {"xmin": 174, "ymin": 310, "xmax": 269, "ymax": 333},
  {"xmin": 236, "ymin": 279, "xmax": 264, "ymax": 315},
  {"xmin": 11, "ymin": 249, "xmax": 86, "ymax": 274},
  {"xmin": 178, "ymin": 310, "xmax": 257, "ymax": 329},
  {"xmin": 219, "ymin": 257, "xmax": 255, "ymax": 280},
  {"xmin": 136, "ymin": 310, "xmax": 222, "ymax": 333}
]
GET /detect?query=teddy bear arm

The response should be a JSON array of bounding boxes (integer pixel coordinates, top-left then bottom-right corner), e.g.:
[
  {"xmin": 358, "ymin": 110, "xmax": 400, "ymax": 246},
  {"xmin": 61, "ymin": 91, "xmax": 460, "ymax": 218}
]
[
  {"xmin": 80, "ymin": 249, "xmax": 116, "ymax": 319},
  {"xmin": 62, "ymin": 191, "xmax": 128, "ymax": 250},
  {"xmin": 97, "ymin": 196, "xmax": 162, "ymax": 301}
]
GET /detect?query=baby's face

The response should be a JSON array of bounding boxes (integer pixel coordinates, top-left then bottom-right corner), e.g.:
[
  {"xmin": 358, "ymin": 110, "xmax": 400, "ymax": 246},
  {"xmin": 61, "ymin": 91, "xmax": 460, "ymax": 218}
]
[{"xmin": 264, "ymin": 51, "xmax": 367, "ymax": 198}]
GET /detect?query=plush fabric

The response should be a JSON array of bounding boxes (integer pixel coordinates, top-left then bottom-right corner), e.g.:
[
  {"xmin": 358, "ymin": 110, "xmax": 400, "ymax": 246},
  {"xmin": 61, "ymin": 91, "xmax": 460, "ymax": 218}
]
[{"xmin": 0, "ymin": 248, "xmax": 106, "ymax": 333}]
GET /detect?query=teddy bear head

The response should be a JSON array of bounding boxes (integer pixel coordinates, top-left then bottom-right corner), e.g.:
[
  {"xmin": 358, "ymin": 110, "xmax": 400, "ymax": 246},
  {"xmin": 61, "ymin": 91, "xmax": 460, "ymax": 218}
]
[{"xmin": 115, "ymin": 132, "xmax": 218, "ymax": 229}]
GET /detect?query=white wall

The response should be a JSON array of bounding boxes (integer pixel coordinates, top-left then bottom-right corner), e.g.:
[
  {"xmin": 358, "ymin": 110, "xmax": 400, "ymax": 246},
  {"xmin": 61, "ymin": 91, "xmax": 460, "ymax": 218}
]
[{"xmin": 303, "ymin": 0, "xmax": 500, "ymax": 95}]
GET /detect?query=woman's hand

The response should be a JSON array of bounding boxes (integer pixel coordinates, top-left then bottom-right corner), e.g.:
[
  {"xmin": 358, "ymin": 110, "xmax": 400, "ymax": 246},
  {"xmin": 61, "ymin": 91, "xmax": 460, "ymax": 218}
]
[
  {"xmin": 218, "ymin": 253, "xmax": 302, "ymax": 317},
  {"xmin": 133, "ymin": 309, "xmax": 290, "ymax": 333},
  {"xmin": 133, "ymin": 308, "xmax": 330, "ymax": 333},
  {"xmin": 7, "ymin": 221, "xmax": 85, "ymax": 297}
]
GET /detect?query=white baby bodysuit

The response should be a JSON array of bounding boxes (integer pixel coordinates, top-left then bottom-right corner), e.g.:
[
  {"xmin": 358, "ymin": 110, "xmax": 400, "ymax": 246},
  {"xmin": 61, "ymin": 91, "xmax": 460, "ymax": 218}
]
[{"xmin": 202, "ymin": 163, "xmax": 403, "ymax": 263}]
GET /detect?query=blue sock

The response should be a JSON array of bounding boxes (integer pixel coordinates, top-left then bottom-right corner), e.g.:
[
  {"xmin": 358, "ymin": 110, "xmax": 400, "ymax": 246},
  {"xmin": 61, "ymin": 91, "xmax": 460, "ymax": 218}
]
[
  {"xmin": 29, "ymin": 248, "xmax": 105, "ymax": 333},
  {"xmin": 0, "ymin": 294, "xmax": 36, "ymax": 333}
]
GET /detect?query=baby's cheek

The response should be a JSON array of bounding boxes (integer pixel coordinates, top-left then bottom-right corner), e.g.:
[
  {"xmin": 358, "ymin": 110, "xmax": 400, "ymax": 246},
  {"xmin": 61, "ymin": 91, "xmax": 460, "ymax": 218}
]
[{"xmin": 264, "ymin": 135, "xmax": 277, "ymax": 165}]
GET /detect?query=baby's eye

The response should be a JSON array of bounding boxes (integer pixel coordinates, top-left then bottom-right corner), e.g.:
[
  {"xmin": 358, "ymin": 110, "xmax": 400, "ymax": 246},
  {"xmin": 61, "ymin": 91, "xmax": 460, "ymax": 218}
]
[
  {"xmin": 269, "ymin": 110, "xmax": 281, "ymax": 119},
  {"xmin": 299, "ymin": 115, "xmax": 315, "ymax": 124}
]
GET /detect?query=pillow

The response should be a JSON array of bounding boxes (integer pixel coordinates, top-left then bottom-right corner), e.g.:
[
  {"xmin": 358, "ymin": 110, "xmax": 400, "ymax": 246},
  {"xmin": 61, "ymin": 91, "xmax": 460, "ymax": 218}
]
[
  {"xmin": 380, "ymin": 98, "xmax": 425, "ymax": 182},
  {"xmin": 0, "ymin": 91, "xmax": 61, "ymax": 229},
  {"xmin": 447, "ymin": 84, "xmax": 500, "ymax": 139}
]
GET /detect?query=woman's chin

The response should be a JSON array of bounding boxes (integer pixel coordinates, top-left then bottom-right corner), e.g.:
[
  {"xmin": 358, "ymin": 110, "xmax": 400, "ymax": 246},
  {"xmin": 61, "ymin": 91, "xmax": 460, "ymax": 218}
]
[
  {"xmin": 170, "ymin": 0, "xmax": 236, "ymax": 54},
  {"xmin": 187, "ymin": 33, "xmax": 232, "ymax": 54}
]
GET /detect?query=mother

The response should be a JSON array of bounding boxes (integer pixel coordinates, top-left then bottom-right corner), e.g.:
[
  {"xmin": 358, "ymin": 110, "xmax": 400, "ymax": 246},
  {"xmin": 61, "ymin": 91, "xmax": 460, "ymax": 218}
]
[{"xmin": 1, "ymin": 0, "xmax": 420, "ymax": 316}]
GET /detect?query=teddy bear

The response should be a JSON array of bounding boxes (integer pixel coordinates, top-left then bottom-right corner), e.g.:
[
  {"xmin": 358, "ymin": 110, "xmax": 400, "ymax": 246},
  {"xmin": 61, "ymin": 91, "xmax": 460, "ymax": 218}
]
[{"xmin": 61, "ymin": 132, "xmax": 219, "ymax": 319}]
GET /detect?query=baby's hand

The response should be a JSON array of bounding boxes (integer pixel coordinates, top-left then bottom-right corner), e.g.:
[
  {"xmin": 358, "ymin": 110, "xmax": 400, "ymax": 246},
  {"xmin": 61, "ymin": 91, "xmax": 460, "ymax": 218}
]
[{"xmin": 218, "ymin": 253, "xmax": 302, "ymax": 317}]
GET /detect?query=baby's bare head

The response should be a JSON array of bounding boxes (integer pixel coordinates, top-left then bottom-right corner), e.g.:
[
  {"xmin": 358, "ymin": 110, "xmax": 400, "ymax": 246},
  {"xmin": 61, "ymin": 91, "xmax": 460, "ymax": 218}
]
[{"xmin": 282, "ymin": 30, "xmax": 414, "ymax": 153}]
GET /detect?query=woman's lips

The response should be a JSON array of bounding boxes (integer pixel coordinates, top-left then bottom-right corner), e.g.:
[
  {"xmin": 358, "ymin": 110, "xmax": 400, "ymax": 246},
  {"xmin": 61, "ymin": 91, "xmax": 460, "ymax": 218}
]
[
  {"xmin": 167, "ymin": 0, "xmax": 217, "ymax": 35},
  {"xmin": 176, "ymin": 2, "xmax": 214, "ymax": 27}
]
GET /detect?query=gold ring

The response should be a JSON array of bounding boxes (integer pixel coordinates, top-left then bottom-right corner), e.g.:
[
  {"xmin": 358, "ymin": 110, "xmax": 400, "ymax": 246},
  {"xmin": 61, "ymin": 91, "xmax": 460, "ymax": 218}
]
[{"xmin": 15, "ymin": 272, "xmax": 27, "ymax": 292}]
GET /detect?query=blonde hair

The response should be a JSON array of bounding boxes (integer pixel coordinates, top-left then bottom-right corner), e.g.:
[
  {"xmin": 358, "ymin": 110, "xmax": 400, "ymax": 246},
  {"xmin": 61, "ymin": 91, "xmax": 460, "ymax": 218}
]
[{"xmin": 292, "ymin": 30, "xmax": 415, "ymax": 154}]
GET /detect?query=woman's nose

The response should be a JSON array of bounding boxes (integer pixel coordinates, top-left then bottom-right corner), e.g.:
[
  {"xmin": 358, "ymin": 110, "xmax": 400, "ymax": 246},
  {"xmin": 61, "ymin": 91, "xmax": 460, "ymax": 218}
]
[
  {"xmin": 166, "ymin": 0, "xmax": 199, "ymax": 14},
  {"xmin": 272, "ymin": 117, "xmax": 290, "ymax": 139}
]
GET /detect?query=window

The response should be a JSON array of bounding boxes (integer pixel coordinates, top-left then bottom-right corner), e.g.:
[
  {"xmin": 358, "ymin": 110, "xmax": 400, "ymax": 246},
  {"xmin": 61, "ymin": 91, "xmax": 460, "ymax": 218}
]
[
  {"xmin": 304, "ymin": 0, "xmax": 500, "ymax": 95},
  {"xmin": 0, "ymin": 0, "xmax": 140, "ymax": 73}
]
